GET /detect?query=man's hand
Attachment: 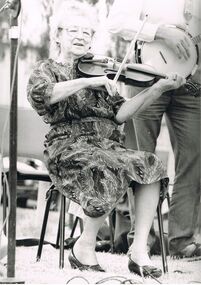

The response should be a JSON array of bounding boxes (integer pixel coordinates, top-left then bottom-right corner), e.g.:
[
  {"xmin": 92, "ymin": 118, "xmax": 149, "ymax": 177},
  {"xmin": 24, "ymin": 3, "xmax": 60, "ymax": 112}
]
[{"xmin": 156, "ymin": 25, "xmax": 191, "ymax": 60}]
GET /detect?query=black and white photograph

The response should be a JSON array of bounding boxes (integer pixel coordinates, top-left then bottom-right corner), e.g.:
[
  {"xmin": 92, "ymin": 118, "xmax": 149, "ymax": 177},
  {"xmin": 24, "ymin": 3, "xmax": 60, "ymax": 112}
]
[{"xmin": 0, "ymin": 0, "xmax": 200, "ymax": 284}]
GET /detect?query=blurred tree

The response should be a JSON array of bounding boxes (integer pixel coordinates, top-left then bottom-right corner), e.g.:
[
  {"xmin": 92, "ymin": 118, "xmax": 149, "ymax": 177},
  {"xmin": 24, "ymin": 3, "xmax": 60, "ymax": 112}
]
[
  {"xmin": 0, "ymin": 0, "xmax": 54, "ymax": 60},
  {"xmin": 0, "ymin": 0, "xmax": 116, "ymax": 60},
  {"xmin": 37, "ymin": 0, "xmax": 54, "ymax": 59},
  {"xmin": 0, "ymin": 0, "xmax": 10, "ymax": 59}
]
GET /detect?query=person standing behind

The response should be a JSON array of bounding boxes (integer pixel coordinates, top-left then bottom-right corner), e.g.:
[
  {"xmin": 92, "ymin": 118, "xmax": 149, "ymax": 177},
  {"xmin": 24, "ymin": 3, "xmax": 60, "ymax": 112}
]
[{"xmin": 107, "ymin": 0, "xmax": 201, "ymax": 258}]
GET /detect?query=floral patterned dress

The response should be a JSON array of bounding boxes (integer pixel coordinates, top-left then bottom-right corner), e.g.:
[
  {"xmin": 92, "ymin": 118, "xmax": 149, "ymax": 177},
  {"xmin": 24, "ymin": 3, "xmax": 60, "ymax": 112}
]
[{"xmin": 27, "ymin": 58, "xmax": 168, "ymax": 218}]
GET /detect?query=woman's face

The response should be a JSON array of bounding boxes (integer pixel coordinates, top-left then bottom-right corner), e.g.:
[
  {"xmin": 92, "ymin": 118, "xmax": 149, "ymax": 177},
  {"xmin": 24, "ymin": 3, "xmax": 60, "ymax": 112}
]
[{"xmin": 57, "ymin": 15, "xmax": 93, "ymax": 60}]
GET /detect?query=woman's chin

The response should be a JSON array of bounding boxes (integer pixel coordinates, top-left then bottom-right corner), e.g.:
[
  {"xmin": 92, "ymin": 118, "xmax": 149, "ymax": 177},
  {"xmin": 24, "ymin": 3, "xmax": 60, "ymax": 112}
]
[{"xmin": 72, "ymin": 47, "xmax": 88, "ymax": 57}]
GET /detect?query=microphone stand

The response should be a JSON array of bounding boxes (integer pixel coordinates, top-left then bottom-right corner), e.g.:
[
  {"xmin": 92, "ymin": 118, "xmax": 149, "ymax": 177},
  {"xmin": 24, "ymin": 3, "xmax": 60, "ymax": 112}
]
[{"xmin": 0, "ymin": 0, "xmax": 24, "ymax": 283}]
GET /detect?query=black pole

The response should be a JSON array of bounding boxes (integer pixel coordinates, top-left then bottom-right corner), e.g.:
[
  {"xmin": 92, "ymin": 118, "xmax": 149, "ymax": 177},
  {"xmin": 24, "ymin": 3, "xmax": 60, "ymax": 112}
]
[
  {"xmin": 5, "ymin": 0, "xmax": 21, "ymax": 279},
  {"xmin": 0, "ymin": 1, "xmax": 24, "ymax": 283},
  {"xmin": 7, "ymin": 13, "xmax": 18, "ymax": 278}
]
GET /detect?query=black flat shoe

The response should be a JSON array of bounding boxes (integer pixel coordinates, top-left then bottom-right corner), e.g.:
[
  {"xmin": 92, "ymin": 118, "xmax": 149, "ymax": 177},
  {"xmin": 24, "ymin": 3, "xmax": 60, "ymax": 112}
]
[
  {"xmin": 128, "ymin": 258, "xmax": 162, "ymax": 278},
  {"xmin": 68, "ymin": 247, "xmax": 105, "ymax": 272}
]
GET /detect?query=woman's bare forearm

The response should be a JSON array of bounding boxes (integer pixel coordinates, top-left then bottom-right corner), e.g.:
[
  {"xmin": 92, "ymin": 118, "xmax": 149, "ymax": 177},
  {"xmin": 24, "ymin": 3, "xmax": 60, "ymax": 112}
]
[
  {"xmin": 49, "ymin": 76, "xmax": 117, "ymax": 104},
  {"xmin": 50, "ymin": 78, "xmax": 90, "ymax": 104},
  {"xmin": 115, "ymin": 83, "xmax": 164, "ymax": 123},
  {"xmin": 116, "ymin": 72, "xmax": 185, "ymax": 123}
]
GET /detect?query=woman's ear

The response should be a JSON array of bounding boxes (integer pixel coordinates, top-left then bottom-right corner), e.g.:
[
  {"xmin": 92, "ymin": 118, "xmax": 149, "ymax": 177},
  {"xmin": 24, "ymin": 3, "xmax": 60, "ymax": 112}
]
[
  {"xmin": 56, "ymin": 41, "xmax": 61, "ymax": 49},
  {"xmin": 55, "ymin": 27, "xmax": 62, "ymax": 44}
]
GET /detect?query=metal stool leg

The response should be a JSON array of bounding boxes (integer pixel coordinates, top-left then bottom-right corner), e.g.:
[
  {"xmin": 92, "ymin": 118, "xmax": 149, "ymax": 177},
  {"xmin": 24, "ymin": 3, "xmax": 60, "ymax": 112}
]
[
  {"xmin": 157, "ymin": 199, "xmax": 168, "ymax": 273},
  {"xmin": 56, "ymin": 211, "xmax": 61, "ymax": 249},
  {"xmin": 2, "ymin": 175, "xmax": 7, "ymax": 235},
  {"xmin": 108, "ymin": 211, "xmax": 115, "ymax": 253},
  {"xmin": 36, "ymin": 187, "xmax": 53, "ymax": 262},
  {"xmin": 59, "ymin": 194, "xmax": 66, "ymax": 269},
  {"xmin": 79, "ymin": 218, "xmax": 83, "ymax": 233},
  {"xmin": 166, "ymin": 191, "xmax": 171, "ymax": 208},
  {"xmin": 56, "ymin": 194, "xmax": 72, "ymax": 248},
  {"xmin": 56, "ymin": 196, "xmax": 72, "ymax": 249},
  {"xmin": 70, "ymin": 216, "xmax": 79, "ymax": 238}
]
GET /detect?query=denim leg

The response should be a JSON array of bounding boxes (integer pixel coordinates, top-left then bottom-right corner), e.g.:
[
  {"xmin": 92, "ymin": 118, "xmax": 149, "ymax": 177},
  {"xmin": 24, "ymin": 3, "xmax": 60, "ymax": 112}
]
[
  {"xmin": 166, "ymin": 86, "xmax": 201, "ymax": 254},
  {"xmin": 124, "ymin": 92, "xmax": 170, "ymax": 152}
]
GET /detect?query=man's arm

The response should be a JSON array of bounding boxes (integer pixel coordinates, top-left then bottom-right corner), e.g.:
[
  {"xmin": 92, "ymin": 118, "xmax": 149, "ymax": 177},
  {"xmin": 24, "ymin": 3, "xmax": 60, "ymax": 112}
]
[
  {"xmin": 107, "ymin": 0, "xmax": 190, "ymax": 60},
  {"xmin": 155, "ymin": 25, "xmax": 190, "ymax": 60},
  {"xmin": 107, "ymin": 0, "xmax": 159, "ymax": 42}
]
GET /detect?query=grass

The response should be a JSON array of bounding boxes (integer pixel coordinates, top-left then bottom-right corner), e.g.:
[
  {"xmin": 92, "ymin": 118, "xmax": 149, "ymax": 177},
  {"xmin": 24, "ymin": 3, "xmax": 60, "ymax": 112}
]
[{"xmin": 1, "ymin": 205, "xmax": 201, "ymax": 284}]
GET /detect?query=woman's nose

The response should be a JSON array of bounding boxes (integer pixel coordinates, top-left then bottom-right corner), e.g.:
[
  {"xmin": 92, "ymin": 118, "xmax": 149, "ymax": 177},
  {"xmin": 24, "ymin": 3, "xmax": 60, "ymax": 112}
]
[{"xmin": 76, "ymin": 28, "xmax": 84, "ymax": 38}]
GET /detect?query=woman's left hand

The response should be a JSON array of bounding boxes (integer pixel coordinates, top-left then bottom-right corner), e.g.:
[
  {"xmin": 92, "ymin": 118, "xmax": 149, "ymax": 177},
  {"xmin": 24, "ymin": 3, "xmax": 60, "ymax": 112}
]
[{"xmin": 156, "ymin": 73, "xmax": 186, "ymax": 93}]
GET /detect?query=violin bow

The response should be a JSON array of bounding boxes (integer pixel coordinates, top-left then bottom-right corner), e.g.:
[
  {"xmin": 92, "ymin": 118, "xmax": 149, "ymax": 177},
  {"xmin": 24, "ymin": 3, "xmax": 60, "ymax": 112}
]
[
  {"xmin": 113, "ymin": 15, "xmax": 148, "ymax": 84},
  {"xmin": 112, "ymin": 15, "xmax": 149, "ymax": 153}
]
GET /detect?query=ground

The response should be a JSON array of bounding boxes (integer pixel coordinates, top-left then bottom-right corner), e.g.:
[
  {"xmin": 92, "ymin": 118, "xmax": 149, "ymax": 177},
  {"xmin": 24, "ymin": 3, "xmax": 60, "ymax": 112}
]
[{"xmin": 0, "ymin": 206, "xmax": 201, "ymax": 284}]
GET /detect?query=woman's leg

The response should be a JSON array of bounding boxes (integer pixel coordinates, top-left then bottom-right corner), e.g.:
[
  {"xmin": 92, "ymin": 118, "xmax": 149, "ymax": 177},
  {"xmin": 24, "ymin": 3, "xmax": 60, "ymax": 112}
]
[
  {"xmin": 130, "ymin": 181, "xmax": 160, "ymax": 265},
  {"xmin": 73, "ymin": 213, "xmax": 108, "ymax": 265}
]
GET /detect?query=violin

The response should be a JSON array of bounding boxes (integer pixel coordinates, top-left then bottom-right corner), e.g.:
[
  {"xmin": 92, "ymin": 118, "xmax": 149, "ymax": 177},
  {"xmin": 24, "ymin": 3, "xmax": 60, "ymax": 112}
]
[
  {"xmin": 77, "ymin": 17, "xmax": 169, "ymax": 88},
  {"xmin": 77, "ymin": 53, "xmax": 167, "ymax": 88}
]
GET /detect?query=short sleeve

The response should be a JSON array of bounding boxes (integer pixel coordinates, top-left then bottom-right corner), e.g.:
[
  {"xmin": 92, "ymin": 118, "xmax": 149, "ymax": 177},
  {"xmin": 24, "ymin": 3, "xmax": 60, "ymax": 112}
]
[{"xmin": 27, "ymin": 60, "xmax": 56, "ymax": 117}]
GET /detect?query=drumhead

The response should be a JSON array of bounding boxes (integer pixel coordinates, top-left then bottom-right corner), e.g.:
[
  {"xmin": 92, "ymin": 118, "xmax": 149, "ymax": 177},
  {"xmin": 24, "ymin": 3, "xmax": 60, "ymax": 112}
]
[{"xmin": 136, "ymin": 30, "xmax": 199, "ymax": 78}]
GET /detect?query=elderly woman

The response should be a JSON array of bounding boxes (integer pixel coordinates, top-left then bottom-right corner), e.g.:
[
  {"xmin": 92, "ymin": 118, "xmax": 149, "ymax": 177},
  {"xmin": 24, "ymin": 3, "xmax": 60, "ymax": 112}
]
[{"xmin": 27, "ymin": 0, "xmax": 185, "ymax": 278}]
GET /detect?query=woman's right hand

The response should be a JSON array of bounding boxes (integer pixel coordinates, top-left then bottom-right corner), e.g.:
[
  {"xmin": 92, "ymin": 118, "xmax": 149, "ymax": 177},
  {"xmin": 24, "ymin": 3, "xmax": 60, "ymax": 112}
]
[
  {"xmin": 156, "ymin": 73, "xmax": 186, "ymax": 93},
  {"xmin": 87, "ymin": 76, "xmax": 118, "ymax": 96}
]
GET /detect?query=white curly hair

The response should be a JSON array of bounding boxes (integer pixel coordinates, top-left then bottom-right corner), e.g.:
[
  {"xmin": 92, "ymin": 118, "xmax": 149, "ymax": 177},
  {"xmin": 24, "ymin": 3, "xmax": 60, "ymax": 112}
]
[{"xmin": 49, "ymin": 0, "xmax": 98, "ymax": 59}]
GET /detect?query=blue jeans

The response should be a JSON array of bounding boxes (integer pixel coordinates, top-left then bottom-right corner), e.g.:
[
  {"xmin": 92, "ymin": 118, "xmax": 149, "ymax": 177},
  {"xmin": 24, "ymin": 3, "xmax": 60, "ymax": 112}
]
[{"xmin": 125, "ymin": 82, "xmax": 200, "ymax": 255}]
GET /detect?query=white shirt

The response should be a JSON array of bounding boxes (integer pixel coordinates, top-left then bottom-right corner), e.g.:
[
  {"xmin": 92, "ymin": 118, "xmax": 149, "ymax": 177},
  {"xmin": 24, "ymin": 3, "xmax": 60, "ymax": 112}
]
[
  {"xmin": 107, "ymin": 0, "xmax": 200, "ymax": 40},
  {"xmin": 107, "ymin": 0, "xmax": 201, "ymax": 81}
]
